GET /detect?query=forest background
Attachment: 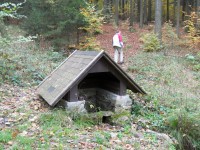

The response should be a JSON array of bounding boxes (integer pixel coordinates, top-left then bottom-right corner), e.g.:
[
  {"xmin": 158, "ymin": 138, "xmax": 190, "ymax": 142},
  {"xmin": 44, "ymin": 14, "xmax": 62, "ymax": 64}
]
[{"xmin": 0, "ymin": 0, "xmax": 200, "ymax": 149}]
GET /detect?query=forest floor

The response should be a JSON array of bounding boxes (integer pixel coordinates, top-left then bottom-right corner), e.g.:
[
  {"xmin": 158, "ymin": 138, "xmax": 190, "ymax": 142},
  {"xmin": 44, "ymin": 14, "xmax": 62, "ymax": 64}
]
[
  {"xmin": 96, "ymin": 22, "xmax": 147, "ymax": 64},
  {"xmin": 0, "ymin": 23, "xmax": 200, "ymax": 149}
]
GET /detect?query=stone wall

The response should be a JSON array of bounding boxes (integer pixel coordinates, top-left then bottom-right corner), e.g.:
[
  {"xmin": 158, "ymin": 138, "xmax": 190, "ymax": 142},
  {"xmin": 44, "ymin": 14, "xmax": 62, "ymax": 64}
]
[
  {"xmin": 96, "ymin": 89, "xmax": 132, "ymax": 113},
  {"xmin": 59, "ymin": 88, "xmax": 132, "ymax": 113},
  {"xmin": 80, "ymin": 88, "xmax": 132, "ymax": 113}
]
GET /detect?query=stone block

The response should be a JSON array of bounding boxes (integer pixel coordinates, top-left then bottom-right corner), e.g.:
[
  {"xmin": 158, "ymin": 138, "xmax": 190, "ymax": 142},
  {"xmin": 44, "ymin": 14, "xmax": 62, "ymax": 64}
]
[{"xmin": 58, "ymin": 100, "xmax": 87, "ymax": 113}]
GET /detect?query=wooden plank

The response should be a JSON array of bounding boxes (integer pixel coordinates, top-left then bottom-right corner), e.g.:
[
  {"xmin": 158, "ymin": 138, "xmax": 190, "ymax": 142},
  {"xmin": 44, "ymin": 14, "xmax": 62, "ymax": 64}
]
[{"xmin": 75, "ymin": 50, "xmax": 100, "ymax": 56}]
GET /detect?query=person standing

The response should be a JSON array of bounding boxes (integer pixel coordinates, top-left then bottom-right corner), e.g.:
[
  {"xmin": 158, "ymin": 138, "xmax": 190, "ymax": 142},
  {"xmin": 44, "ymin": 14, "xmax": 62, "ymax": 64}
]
[{"xmin": 112, "ymin": 30, "xmax": 124, "ymax": 64}]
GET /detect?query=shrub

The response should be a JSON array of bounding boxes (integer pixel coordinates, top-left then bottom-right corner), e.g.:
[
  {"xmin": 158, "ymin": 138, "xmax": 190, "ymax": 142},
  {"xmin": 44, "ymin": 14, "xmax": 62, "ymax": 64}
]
[
  {"xmin": 167, "ymin": 109, "xmax": 200, "ymax": 149},
  {"xmin": 185, "ymin": 53, "xmax": 200, "ymax": 72},
  {"xmin": 184, "ymin": 12, "xmax": 200, "ymax": 48},
  {"xmin": 0, "ymin": 52, "xmax": 17, "ymax": 84},
  {"xmin": 79, "ymin": 3, "xmax": 103, "ymax": 50},
  {"xmin": 162, "ymin": 21, "xmax": 178, "ymax": 49},
  {"xmin": 140, "ymin": 32, "xmax": 163, "ymax": 52}
]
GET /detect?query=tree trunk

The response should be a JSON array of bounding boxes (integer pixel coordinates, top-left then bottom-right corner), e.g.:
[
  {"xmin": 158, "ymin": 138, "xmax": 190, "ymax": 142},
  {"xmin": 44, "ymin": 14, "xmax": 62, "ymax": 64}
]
[
  {"xmin": 182, "ymin": 0, "xmax": 186, "ymax": 21},
  {"xmin": 137, "ymin": 0, "xmax": 140, "ymax": 21},
  {"xmin": 115, "ymin": 0, "xmax": 119, "ymax": 26},
  {"xmin": 167, "ymin": 0, "xmax": 169, "ymax": 21},
  {"xmin": 173, "ymin": 0, "xmax": 176, "ymax": 24},
  {"xmin": 155, "ymin": 0, "xmax": 162, "ymax": 40},
  {"xmin": 122, "ymin": 0, "xmax": 125, "ymax": 19},
  {"xmin": 193, "ymin": 0, "xmax": 196, "ymax": 11},
  {"xmin": 148, "ymin": 0, "xmax": 152, "ymax": 22},
  {"xmin": 103, "ymin": 0, "xmax": 107, "ymax": 15},
  {"xmin": 139, "ymin": 0, "xmax": 143, "ymax": 28},
  {"xmin": 186, "ymin": 0, "xmax": 190, "ymax": 16},
  {"xmin": 197, "ymin": 0, "xmax": 200, "ymax": 16},
  {"xmin": 130, "ymin": 0, "xmax": 134, "ymax": 26},
  {"xmin": 77, "ymin": 27, "xmax": 79, "ymax": 45},
  {"xmin": 133, "ymin": 0, "xmax": 137, "ymax": 21},
  {"xmin": 176, "ymin": 0, "xmax": 180, "ymax": 38},
  {"xmin": 197, "ymin": 0, "xmax": 200, "ymax": 31},
  {"xmin": 143, "ymin": 0, "xmax": 147, "ymax": 24}
]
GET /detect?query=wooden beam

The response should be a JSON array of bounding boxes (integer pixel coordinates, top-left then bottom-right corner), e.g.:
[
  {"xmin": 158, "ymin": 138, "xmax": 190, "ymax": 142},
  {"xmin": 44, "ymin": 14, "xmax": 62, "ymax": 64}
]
[
  {"xmin": 69, "ymin": 85, "xmax": 78, "ymax": 102},
  {"xmin": 119, "ymin": 81, "xmax": 126, "ymax": 95}
]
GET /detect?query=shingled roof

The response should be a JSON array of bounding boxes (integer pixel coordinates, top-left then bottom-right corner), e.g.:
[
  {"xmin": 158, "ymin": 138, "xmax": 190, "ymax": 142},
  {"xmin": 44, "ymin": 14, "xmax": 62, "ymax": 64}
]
[{"xmin": 37, "ymin": 50, "xmax": 145, "ymax": 106}]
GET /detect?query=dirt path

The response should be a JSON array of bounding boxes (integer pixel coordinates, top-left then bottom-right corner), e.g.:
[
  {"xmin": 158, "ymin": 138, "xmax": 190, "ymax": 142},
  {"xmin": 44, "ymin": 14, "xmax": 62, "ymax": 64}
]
[{"xmin": 96, "ymin": 23, "xmax": 149, "ymax": 63}]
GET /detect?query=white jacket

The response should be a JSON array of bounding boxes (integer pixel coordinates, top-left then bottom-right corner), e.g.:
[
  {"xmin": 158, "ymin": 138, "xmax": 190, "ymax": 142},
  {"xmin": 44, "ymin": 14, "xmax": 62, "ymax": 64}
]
[{"xmin": 113, "ymin": 33, "xmax": 123, "ymax": 48}]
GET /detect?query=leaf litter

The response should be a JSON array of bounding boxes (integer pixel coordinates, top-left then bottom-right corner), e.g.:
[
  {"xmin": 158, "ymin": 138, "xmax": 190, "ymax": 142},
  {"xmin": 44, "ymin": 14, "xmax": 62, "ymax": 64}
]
[{"xmin": 0, "ymin": 23, "xmax": 175, "ymax": 149}]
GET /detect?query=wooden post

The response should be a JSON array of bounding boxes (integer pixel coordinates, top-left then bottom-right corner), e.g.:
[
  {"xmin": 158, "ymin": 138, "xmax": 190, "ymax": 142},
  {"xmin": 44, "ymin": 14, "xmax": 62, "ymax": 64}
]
[
  {"xmin": 69, "ymin": 85, "xmax": 78, "ymax": 102},
  {"xmin": 119, "ymin": 81, "xmax": 126, "ymax": 95}
]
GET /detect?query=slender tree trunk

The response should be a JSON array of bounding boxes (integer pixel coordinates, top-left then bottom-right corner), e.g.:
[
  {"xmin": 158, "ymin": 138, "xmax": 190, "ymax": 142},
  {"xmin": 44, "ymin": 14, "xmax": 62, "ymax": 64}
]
[
  {"xmin": 143, "ymin": 0, "xmax": 147, "ymax": 24},
  {"xmin": 115, "ymin": 0, "xmax": 119, "ymax": 26},
  {"xmin": 122, "ymin": 0, "xmax": 125, "ymax": 19},
  {"xmin": 77, "ymin": 27, "xmax": 79, "ymax": 45},
  {"xmin": 148, "ymin": 0, "xmax": 151, "ymax": 22},
  {"xmin": 139, "ymin": 0, "xmax": 143, "ymax": 28},
  {"xmin": 167, "ymin": 0, "xmax": 169, "ymax": 21},
  {"xmin": 103, "ymin": 0, "xmax": 107, "ymax": 15},
  {"xmin": 197, "ymin": 0, "xmax": 200, "ymax": 30},
  {"xmin": 186, "ymin": 0, "xmax": 190, "ymax": 15},
  {"xmin": 194, "ymin": 0, "xmax": 197, "ymax": 11},
  {"xmin": 176, "ymin": 0, "xmax": 180, "ymax": 38},
  {"xmin": 155, "ymin": 0, "xmax": 162, "ymax": 40},
  {"xmin": 173, "ymin": 0, "xmax": 176, "ymax": 24},
  {"xmin": 182, "ymin": 0, "xmax": 186, "ymax": 21},
  {"xmin": 137, "ymin": 0, "xmax": 140, "ymax": 21},
  {"xmin": 134, "ymin": 0, "xmax": 137, "ymax": 21},
  {"xmin": 198, "ymin": 0, "xmax": 200, "ymax": 16},
  {"xmin": 130, "ymin": 0, "xmax": 134, "ymax": 26}
]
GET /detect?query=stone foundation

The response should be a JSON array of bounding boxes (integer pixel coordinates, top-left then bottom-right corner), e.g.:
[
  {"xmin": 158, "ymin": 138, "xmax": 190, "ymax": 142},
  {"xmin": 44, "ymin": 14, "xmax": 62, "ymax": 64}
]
[
  {"xmin": 58, "ymin": 100, "xmax": 87, "ymax": 113},
  {"xmin": 81, "ymin": 88, "xmax": 132, "ymax": 113},
  {"xmin": 59, "ymin": 88, "xmax": 132, "ymax": 113}
]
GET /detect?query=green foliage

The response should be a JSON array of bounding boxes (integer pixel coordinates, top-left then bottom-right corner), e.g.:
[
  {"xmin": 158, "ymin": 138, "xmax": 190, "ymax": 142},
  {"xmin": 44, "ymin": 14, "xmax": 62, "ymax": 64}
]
[
  {"xmin": 0, "ymin": 2, "xmax": 26, "ymax": 18},
  {"xmin": 184, "ymin": 12, "xmax": 200, "ymax": 48},
  {"xmin": 0, "ymin": 130, "xmax": 12, "ymax": 143},
  {"xmin": 0, "ymin": 51, "xmax": 17, "ymax": 84},
  {"xmin": 94, "ymin": 133, "xmax": 104, "ymax": 144},
  {"xmin": 0, "ymin": 27, "xmax": 64, "ymax": 86},
  {"xmin": 39, "ymin": 109, "xmax": 72, "ymax": 129},
  {"xmin": 0, "ymin": 2, "xmax": 25, "ymax": 38},
  {"xmin": 132, "ymin": 101, "xmax": 144, "ymax": 116},
  {"xmin": 111, "ymin": 110, "xmax": 131, "ymax": 126},
  {"xmin": 128, "ymin": 52, "xmax": 200, "ymax": 107},
  {"xmin": 21, "ymin": 0, "xmax": 87, "ymax": 49},
  {"xmin": 123, "ymin": 125, "xmax": 131, "ymax": 134},
  {"xmin": 140, "ymin": 32, "xmax": 163, "ymax": 52},
  {"xmin": 0, "ymin": 144, "xmax": 3, "ymax": 150},
  {"xmin": 162, "ymin": 22, "xmax": 178, "ymax": 48},
  {"xmin": 185, "ymin": 53, "xmax": 200, "ymax": 72},
  {"xmin": 131, "ymin": 95, "xmax": 168, "ymax": 132},
  {"xmin": 16, "ymin": 136, "xmax": 34, "ymax": 149},
  {"xmin": 79, "ymin": 36, "xmax": 101, "ymax": 50},
  {"xmin": 128, "ymin": 51, "xmax": 200, "ymax": 148},
  {"xmin": 167, "ymin": 109, "xmax": 200, "ymax": 149},
  {"xmin": 0, "ymin": 37, "xmax": 10, "ymax": 47},
  {"xmin": 79, "ymin": 2, "xmax": 103, "ymax": 50},
  {"xmin": 73, "ymin": 112, "xmax": 103, "ymax": 127}
]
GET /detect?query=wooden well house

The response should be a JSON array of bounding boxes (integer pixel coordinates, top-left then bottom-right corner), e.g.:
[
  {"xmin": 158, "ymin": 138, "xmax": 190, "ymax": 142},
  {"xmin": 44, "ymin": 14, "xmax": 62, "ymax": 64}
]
[{"xmin": 37, "ymin": 50, "xmax": 145, "ymax": 113}]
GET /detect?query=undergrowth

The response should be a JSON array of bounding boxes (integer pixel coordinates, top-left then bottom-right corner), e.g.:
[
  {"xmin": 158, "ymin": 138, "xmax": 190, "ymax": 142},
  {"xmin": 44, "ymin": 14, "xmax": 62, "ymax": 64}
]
[
  {"xmin": 128, "ymin": 51, "xmax": 200, "ymax": 149},
  {"xmin": 0, "ymin": 26, "xmax": 65, "ymax": 86}
]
